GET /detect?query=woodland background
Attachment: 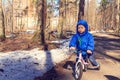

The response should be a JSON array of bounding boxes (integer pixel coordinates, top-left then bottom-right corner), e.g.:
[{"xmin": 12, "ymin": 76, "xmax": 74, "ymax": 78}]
[{"xmin": 0, "ymin": 0, "xmax": 120, "ymax": 44}]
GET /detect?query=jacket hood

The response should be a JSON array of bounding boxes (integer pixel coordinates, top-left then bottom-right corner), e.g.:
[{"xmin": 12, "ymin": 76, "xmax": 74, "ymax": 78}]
[{"xmin": 76, "ymin": 20, "xmax": 88, "ymax": 36}]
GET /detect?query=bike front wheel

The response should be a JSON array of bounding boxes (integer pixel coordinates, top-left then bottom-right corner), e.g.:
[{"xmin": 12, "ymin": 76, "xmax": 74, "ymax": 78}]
[{"xmin": 75, "ymin": 62, "xmax": 83, "ymax": 80}]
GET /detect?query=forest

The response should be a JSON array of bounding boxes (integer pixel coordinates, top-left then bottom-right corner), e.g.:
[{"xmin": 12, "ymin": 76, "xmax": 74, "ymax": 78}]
[
  {"xmin": 0, "ymin": 0, "xmax": 120, "ymax": 80},
  {"xmin": 0, "ymin": 0, "xmax": 119, "ymax": 43}
]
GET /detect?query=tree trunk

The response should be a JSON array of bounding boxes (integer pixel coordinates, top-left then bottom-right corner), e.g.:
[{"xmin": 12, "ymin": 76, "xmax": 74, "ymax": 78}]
[
  {"xmin": 0, "ymin": 0, "xmax": 5, "ymax": 41},
  {"xmin": 78, "ymin": 0, "xmax": 85, "ymax": 20},
  {"xmin": 117, "ymin": 0, "xmax": 120, "ymax": 34},
  {"xmin": 58, "ymin": 0, "xmax": 64, "ymax": 38},
  {"xmin": 12, "ymin": 0, "xmax": 14, "ymax": 33},
  {"xmin": 40, "ymin": 0, "xmax": 47, "ymax": 44},
  {"xmin": 32, "ymin": 0, "xmax": 46, "ymax": 44}
]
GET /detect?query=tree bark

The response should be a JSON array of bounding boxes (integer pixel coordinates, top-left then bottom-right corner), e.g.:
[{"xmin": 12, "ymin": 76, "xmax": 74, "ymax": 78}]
[
  {"xmin": 0, "ymin": 0, "xmax": 5, "ymax": 41},
  {"xmin": 58, "ymin": 0, "xmax": 64, "ymax": 38},
  {"xmin": 78, "ymin": 0, "xmax": 85, "ymax": 20},
  {"xmin": 40, "ymin": 0, "xmax": 47, "ymax": 44}
]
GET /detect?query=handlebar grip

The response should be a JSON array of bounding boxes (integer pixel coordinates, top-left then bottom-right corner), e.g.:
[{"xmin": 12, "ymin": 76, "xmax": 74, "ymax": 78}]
[{"xmin": 69, "ymin": 50, "xmax": 77, "ymax": 53}]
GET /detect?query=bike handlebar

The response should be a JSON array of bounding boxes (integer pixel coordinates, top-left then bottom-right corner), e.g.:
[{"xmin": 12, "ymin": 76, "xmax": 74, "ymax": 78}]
[
  {"xmin": 69, "ymin": 50, "xmax": 83, "ymax": 54},
  {"xmin": 69, "ymin": 50, "xmax": 77, "ymax": 53}
]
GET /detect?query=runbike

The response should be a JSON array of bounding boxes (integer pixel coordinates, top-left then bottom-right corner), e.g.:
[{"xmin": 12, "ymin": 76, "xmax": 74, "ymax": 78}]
[{"xmin": 69, "ymin": 50, "xmax": 89, "ymax": 80}]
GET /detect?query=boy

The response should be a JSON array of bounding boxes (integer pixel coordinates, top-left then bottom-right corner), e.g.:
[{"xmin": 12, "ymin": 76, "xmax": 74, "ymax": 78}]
[{"xmin": 69, "ymin": 20, "xmax": 100, "ymax": 69}]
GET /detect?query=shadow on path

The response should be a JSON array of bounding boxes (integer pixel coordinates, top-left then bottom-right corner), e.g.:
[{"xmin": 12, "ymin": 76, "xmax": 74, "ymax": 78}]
[
  {"xmin": 35, "ymin": 44, "xmax": 58, "ymax": 80},
  {"xmin": 94, "ymin": 35, "xmax": 120, "ymax": 62},
  {"xmin": 105, "ymin": 75, "xmax": 120, "ymax": 80},
  {"xmin": 63, "ymin": 61, "xmax": 75, "ymax": 71}
]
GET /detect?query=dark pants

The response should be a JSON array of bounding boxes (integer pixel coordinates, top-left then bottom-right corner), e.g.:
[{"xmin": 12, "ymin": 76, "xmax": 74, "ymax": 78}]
[{"xmin": 88, "ymin": 54, "xmax": 99, "ymax": 66}]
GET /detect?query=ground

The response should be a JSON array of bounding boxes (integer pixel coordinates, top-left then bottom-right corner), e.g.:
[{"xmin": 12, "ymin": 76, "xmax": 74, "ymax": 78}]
[
  {"xmin": 0, "ymin": 33, "xmax": 59, "ymax": 52},
  {"xmin": 36, "ymin": 33, "xmax": 120, "ymax": 80},
  {"xmin": 0, "ymin": 32, "xmax": 120, "ymax": 80}
]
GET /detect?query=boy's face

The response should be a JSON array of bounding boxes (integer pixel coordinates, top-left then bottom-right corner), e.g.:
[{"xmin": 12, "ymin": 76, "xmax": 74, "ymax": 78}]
[{"xmin": 78, "ymin": 25, "xmax": 85, "ymax": 33}]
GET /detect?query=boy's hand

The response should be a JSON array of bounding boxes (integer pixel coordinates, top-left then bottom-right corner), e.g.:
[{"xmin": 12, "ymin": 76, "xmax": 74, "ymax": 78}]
[
  {"xmin": 87, "ymin": 50, "xmax": 92, "ymax": 54},
  {"xmin": 69, "ymin": 47, "xmax": 76, "ymax": 50}
]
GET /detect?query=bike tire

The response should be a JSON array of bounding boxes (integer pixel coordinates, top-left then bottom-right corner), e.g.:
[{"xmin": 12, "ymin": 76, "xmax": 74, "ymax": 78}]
[{"xmin": 75, "ymin": 62, "xmax": 83, "ymax": 80}]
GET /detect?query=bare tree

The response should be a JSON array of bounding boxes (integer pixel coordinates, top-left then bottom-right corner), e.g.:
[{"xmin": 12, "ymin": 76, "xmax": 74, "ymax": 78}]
[
  {"xmin": 40, "ymin": 0, "xmax": 47, "ymax": 44},
  {"xmin": 78, "ymin": 0, "xmax": 85, "ymax": 20},
  {"xmin": 0, "ymin": 0, "xmax": 5, "ymax": 41},
  {"xmin": 117, "ymin": 0, "xmax": 120, "ymax": 34},
  {"xmin": 58, "ymin": 0, "xmax": 64, "ymax": 38},
  {"xmin": 57, "ymin": 0, "xmax": 78, "ymax": 38},
  {"xmin": 32, "ymin": 0, "xmax": 47, "ymax": 44},
  {"xmin": 99, "ymin": 0, "xmax": 118, "ymax": 31},
  {"xmin": 88, "ymin": 0, "xmax": 96, "ymax": 30}
]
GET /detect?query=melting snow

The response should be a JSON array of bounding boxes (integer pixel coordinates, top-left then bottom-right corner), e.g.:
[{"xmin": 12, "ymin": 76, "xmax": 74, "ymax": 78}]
[{"xmin": 0, "ymin": 39, "xmax": 70, "ymax": 80}]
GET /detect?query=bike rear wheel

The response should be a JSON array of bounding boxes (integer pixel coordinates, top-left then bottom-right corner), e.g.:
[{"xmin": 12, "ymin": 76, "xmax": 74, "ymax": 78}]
[{"xmin": 75, "ymin": 62, "xmax": 83, "ymax": 80}]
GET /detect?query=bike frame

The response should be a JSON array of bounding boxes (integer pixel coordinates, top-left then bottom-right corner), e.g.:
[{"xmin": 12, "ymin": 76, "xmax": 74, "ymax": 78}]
[
  {"xmin": 75, "ymin": 52, "xmax": 88, "ymax": 70},
  {"xmin": 74, "ymin": 51, "xmax": 89, "ymax": 80},
  {"xmin": 69, "ymin": 50, "xmax": 89, "ymax": 80}
]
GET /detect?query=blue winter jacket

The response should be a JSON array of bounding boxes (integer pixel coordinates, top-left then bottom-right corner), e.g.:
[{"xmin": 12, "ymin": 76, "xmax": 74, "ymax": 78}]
[{"xmin": 69, "ymin": 20, "xmax": 94, "ymax": 56}]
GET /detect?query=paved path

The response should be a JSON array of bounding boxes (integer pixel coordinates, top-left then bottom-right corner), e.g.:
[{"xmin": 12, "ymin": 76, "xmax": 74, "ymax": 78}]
[{"xmin": 39, "ymin": 33, "xmax": 120, "ymax": 80}]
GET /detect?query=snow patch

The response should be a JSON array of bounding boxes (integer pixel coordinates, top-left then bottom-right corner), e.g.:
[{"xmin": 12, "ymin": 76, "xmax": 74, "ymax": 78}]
[{"xmin": 0, "ymin": 40, "xmax": 70, "ymax": 80}]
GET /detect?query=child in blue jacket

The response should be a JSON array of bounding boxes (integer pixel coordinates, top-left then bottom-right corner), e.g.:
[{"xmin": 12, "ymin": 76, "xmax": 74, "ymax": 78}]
[{"xmin": 69, "ymin": 20, "xmax": 100, "ymax": 69}]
